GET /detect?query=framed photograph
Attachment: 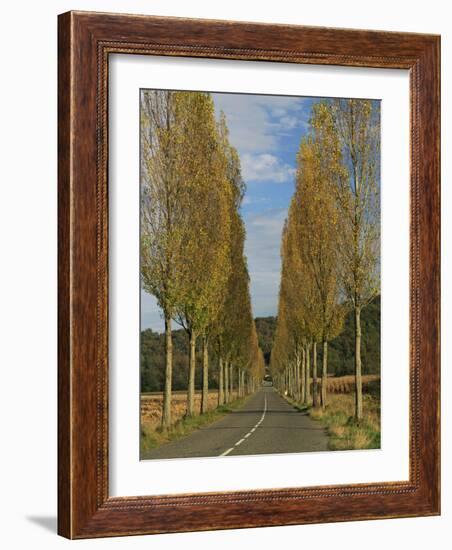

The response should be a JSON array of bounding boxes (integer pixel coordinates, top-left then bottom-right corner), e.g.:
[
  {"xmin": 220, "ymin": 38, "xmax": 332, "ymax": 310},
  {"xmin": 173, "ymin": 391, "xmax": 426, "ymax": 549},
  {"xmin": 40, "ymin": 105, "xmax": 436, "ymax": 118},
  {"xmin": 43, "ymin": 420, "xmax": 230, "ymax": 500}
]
[{"xmin": 58, "ymin": 11, "xmax": 440, "ymax": 538}]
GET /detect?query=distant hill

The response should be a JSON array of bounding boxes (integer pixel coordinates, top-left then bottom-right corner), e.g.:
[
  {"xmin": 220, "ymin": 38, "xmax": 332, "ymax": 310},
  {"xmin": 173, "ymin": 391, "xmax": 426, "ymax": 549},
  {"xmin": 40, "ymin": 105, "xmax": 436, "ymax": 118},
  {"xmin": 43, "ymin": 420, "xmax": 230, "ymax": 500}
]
[
  {"xmin": 140, "ymin": 296, "xmax": 380, "ymax": 392},
  {"xmin": 141, "ymin": 327, "xmax": 202, "ymax": 392},
  {"xmin": 254, "ymin": 316, "xmax": 276, "ymax": 365},
  {"xmin": 329, "ymin": 295, "xmax": 380, "ymax": 376},
  {"xmin": 252, "ymin": 296, "xmax": 380, "ymax": 376}
]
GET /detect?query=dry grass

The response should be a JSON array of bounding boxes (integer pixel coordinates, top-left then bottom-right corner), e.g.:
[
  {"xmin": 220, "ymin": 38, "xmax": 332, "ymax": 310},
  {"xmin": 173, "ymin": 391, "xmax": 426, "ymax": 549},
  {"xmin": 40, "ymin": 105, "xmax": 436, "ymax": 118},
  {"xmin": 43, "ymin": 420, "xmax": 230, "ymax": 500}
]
[
  {"xmin": 140, "ymin": 393, "xmax": 247, "ymax": 455},
  {"xmin": 330, "ymin": 425, "xmax": 347, "ymax": 438},
  {"xmin": 325, "ymin": 374, "xmax": 380, "ymax": 394},
  {"xmin": 141, "ymin": 389, "xmax": 238, "ymax": 431},
  {"xmin": 309, "ymin": 391, "xmax": 381, "ymax": 450}
]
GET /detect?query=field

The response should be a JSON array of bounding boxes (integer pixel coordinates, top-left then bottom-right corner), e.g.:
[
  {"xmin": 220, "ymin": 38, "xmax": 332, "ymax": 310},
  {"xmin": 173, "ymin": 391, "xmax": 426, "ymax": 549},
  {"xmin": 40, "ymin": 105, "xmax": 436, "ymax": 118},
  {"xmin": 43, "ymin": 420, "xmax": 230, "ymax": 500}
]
[
  {"xmin": 281, "ymin": 375, "xmax": 381, "ymax": 451},
  {"xmin": 309, "ymin": 375, "xmax": 380, "ymax": 450},
  {"xmin": 140, "ymin": 390, "xmax": 243, "ymax": 455},
  {"xmin": 324, "ymin": 374, "xmax": 380, "ymax": 394},
  {"xmin": 141, "ymin": 390, "xmax": 239, "ymax": 431},
  {"xmin": 310, "ymin": 393, "xmax": 380, "ymax": 450},
  {"xmin": 141, "ymin": 376, "xmax": 381, "ymax": 455}
]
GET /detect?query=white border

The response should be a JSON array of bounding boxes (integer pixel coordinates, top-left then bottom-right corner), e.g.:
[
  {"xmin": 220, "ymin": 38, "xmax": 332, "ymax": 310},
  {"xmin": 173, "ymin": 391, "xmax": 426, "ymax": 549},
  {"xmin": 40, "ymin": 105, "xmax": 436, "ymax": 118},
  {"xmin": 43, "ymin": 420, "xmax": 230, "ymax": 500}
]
[{"xmin": 109, "ymin": 54, "xmax": 409, "ymax": 497}]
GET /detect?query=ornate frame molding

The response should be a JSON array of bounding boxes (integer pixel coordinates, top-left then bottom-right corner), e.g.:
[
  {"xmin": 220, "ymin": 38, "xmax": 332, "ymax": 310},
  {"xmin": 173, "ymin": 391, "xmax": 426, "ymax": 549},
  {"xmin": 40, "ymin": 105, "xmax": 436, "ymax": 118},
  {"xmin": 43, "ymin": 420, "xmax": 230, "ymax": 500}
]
[{"xmin": 58, "ymin": 11, "xmax": 440, "ymax": 538}]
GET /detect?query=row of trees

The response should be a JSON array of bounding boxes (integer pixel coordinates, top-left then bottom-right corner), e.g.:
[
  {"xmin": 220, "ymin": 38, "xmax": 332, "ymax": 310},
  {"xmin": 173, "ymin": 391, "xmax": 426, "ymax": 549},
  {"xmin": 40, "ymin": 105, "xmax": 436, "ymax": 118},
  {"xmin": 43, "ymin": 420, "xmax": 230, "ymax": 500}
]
[
  {"xmin": 270, "ymin": 99, "xmax": 380, "ymax": 420},
  {"xmin": 140, "ymin": 90, "xmax": 265, "ymax": 429}
]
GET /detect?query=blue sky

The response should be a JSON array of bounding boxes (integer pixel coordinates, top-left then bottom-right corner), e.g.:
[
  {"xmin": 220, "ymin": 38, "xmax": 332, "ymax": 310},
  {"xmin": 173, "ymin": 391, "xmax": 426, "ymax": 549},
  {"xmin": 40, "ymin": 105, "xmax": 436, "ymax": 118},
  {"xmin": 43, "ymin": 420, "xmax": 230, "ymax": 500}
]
[{"xmin": 141, "ymin": 92, "xmax": 316, "ymax": 332}]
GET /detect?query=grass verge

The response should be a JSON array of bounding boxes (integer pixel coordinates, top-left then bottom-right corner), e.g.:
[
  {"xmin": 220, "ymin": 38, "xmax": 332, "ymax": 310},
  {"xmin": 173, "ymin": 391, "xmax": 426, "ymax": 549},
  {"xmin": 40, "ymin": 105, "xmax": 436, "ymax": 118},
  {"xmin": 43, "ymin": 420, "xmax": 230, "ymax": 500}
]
[
  {"xmin": 280, "ymin": 390, "xmax": 380, "ymax": 451},
  {"xmin": 140, "ymin": 395, "xmax": 250, "ymax": 456},
  {"xmin": 309, "ymin": 393, "xmax": 380, "ymax": 450}
]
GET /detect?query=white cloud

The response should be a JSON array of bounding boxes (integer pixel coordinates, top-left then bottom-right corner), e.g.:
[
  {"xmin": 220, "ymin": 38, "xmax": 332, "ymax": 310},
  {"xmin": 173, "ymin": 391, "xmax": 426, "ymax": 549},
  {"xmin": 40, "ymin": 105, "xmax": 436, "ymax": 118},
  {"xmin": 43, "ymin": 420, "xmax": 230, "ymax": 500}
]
[
  {"xmin": 279, "ymin": 115, "xmax": 299, "ymax": 130},
  {"xmin": 141, "ymin": 290, "xmax": 164, "ymax": 332},
  {"xmin": 271, "ymin": 107, "xmax": 287, "ymax": 118},
  {"xmin": 244, "ymin": 208, "xmax": 287, "ymax": 318},
  {"xmin": 213, "ymin": 94, "xmax": 276, "ymax": 153},
  {"xmin": 141, "ymin": 208, "xmax": 287, "ymax": 327},
  {"xmin": 213, "ymin": 93, "xmax": 306, "ymax": 155},
  {"xmin": 141, "ymin": 94, "xmax": 308, "ymax": 329},
  {"xmin": 241, "ymin": 153, "xmax": 296, "ymax": 184}
]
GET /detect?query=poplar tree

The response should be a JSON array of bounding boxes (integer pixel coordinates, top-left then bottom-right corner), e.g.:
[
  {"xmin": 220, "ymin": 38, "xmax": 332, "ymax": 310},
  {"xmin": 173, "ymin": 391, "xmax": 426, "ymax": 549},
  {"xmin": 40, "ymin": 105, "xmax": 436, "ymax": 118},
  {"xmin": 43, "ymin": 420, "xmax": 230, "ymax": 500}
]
[
  {"xmin": 332, "ymin": 99, "xmax": 380, "ymax": 420},
  {"xmin": 294, "ymin": 104, "xmax": 347, "ymax": 409},
  {"xmin": 278, "ymin": 219, "xmax": 307, "ymax": 401},
  {"xmin": 216, "ymin": 207, "xmax": 248, "ymax": 404},
  {"xmin": 210, "ymin": 113, "xmax": 246, "ymax": 410},
  {"xmin": 172, "ymin": 92, "xmax": 232, "ymax": 417},
  {"xmin": 142, "ymin": 92, "xmax": 269, "ymax": 425},
  {"xmin": 141, "ymin": 90, "xmax": 187, "ymax": 429}
]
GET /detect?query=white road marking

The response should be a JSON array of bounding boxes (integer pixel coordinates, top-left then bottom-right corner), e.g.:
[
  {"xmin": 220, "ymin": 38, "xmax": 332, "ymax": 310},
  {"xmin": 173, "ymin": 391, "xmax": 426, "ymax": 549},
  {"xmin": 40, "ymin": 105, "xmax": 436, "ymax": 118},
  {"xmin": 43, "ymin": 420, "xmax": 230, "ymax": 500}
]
[
  {"xmin": 219, "ymin": 447, "xmax": 234, "ymax": 456},
  {"xmin": 219, "ymin": 393, "xmax": 268, "ymax": 457}
]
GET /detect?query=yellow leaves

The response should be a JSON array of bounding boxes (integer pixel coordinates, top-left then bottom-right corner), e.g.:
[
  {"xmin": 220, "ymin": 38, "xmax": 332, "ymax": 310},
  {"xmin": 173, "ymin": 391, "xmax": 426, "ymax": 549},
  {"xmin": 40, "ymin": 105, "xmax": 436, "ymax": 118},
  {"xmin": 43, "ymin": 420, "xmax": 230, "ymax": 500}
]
[
  {"xmin": 140, "ymin": 89, "xmax": 263, "ymax": 369},
  {"xmin": 273, "ymin": 97, "xmax": 380, "ymax": 378},
  {"xmin": 274, "ymin": 100, "xmax": 351, "ymax": 365},
  {"xmin": 332, "ymin": 98, "xmax": 380, "ymax": 306}
]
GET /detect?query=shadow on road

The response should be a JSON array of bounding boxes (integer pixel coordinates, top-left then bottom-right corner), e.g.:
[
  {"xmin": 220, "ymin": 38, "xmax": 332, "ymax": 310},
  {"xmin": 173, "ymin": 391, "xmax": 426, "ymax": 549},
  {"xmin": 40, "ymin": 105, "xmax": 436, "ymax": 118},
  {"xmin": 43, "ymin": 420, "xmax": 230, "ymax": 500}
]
[
  {"xmin": 200, "ymin": 425, "xmax": 326, "ymax": 432},
  {"xmin": 230, "ymin": 409, "xmax": 303, "ymax": 415}
]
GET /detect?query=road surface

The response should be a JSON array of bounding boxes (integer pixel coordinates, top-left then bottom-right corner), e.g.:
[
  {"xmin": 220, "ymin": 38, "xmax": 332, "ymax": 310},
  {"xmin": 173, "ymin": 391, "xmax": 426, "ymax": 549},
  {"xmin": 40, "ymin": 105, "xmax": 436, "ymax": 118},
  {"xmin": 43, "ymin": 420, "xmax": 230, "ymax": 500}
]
[{"xmin": 142, "ymin": 386, "xmax": 328, "ymax": 460}]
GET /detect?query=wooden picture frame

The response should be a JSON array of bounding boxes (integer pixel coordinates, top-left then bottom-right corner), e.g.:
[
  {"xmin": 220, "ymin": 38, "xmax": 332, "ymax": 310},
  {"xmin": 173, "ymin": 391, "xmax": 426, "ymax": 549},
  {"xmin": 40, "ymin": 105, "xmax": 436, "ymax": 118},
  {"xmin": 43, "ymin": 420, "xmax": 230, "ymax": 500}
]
[{"xmin": 58, "ymin": 10, "xmax": 440, "ymax": 539}]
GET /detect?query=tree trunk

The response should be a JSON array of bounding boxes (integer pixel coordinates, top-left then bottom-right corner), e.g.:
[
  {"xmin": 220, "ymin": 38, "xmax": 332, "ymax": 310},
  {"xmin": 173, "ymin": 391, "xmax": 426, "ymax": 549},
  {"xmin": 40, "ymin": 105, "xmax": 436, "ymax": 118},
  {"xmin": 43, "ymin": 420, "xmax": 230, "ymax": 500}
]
[
  {"xmin": 305, "ymin": 343, "xmax": 311, "ymax": 404},
  {"xmin": 290, "ymin": 364, "xmax": 294, "ymax": 397},
  {"xmin": 224, "ymin": 360, "xmax": 229, "ymax": 403},
  {"xmin": 218, "ymin": 356, "xmax": 224, "ymax": 406},
  {"xmin": 229, "ymin": 363, "xmax": 234, "ymax": 400},
  {"xmin": 355, "ymin": 306, "xmax": 363, "ymax": 420},
  {"xmin": 321, "ymin": 340, "xmax": 328, "ymax": 409},
  {"xmin": 162, "ymin": 314, "xmax": 172, "ymax": 429},
  {"xmin": 312, "ymin": 341, "xmax": 318, "ymax": 407},
  {"xmin": 201, "ymin": 335, "xmax": 209, "ymax": 414},
  {"xmin": 296, "ymin": 351, "xmax": 301, "ymax": 402},
  {"xmin": 301, "ymin": 347, "xmax": 306, "ymax": 403},
  {"xmin": 187, "ymin": 331, "xmax": 196, "ymax": 417}
]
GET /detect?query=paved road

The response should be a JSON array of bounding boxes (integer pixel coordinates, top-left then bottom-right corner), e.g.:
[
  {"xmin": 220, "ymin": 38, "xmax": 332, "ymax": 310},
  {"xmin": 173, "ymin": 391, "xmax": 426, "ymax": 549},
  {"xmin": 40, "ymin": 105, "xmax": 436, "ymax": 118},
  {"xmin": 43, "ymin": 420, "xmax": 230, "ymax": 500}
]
[{"xmin": 142, "ymin": 386, "xmax": 328, "ymax": 460}]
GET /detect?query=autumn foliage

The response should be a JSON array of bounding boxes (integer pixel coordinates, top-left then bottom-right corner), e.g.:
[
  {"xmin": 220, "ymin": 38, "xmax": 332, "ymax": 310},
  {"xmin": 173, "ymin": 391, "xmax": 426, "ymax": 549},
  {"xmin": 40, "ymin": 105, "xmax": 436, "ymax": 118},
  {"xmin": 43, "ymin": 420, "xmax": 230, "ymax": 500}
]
[
  {"xmin": 270, "ymin": 100, "xmax": 380, "ymax": 420},
  {"xmin": 140, "ymin": 90, "xmax": 264, "ymax": 428}
]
